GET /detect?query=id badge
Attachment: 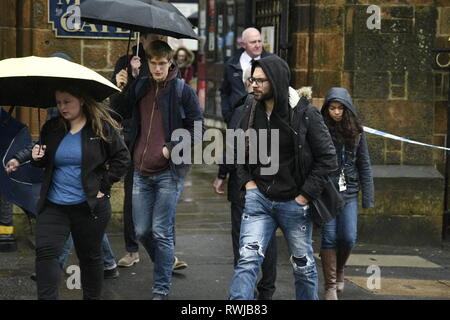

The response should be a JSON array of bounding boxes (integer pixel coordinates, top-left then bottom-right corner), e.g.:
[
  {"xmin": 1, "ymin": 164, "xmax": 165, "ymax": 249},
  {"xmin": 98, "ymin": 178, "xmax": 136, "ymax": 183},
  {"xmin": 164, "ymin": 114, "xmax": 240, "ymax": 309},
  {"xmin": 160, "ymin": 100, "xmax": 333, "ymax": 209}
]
[{"xmin": 338, "ymin": 171, "xmax": 347, "ymax": 192}]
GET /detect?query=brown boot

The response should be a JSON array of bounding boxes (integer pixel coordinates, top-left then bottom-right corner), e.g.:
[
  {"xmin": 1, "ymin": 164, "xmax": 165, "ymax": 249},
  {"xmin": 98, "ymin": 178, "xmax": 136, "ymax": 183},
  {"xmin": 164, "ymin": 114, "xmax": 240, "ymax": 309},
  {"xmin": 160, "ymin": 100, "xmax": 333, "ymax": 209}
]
[
  {"xmin": 336, "ymin": 247, "xmax": 352, "ymax": 293},
  {"xmin": 320, "ymin": 249, "xmax": 338, "ymax": 300}
]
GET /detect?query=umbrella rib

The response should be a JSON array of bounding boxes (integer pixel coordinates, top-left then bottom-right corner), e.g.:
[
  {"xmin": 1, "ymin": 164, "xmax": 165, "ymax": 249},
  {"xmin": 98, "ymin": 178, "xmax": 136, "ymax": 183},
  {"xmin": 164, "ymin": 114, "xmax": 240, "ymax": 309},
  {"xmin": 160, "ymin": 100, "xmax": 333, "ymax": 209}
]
[{"xmin": 2, "ymin": 137, "xmax": 33, "ymax": 186}]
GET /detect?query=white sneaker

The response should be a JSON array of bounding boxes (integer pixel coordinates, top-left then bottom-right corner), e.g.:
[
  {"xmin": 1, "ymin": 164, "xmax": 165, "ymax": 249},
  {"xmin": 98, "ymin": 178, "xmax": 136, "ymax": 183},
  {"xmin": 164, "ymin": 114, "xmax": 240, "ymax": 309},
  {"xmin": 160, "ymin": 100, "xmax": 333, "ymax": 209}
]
[{"xmin": 172, "ymin": 256, "xmax": 188, "ymax": 271}]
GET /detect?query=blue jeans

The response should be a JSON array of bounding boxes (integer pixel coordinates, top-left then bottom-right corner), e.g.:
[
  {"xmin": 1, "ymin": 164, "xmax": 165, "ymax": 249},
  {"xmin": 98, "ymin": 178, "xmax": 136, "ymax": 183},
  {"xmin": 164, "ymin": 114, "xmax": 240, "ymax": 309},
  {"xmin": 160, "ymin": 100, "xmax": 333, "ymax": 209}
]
[
  {"xmin": 321, "ymin": 198, "xmax": 358, "ymax": 250},
  {"xmin": 59, "ymin": 233, "xmax": 117, "ymax": 270},
  {"xmin": 132, "ymin": 170, "xmax": 184, "ymax": 295},
  {"xmin": 229, "ymin": 188, "xmax": 318, "ymax": 300}
]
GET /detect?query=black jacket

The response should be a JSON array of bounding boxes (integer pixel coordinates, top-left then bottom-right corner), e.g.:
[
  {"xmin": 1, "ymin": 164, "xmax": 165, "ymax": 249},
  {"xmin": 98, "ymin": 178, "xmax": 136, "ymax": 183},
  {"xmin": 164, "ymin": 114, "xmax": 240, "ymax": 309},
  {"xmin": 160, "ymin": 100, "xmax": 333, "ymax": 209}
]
[
  {"xmin": 321, "ymin": 87, "xmax": 375, "ymax": 208},
  {"xmin": 217, "ymin": 94, "xmax": 253, "ymax": 204},
  {"xmin": 236, "ymin": 55, "xmax": 338, "ymax": 202},
  {"xmin": 31, "ymin": 118, "xmax": 130, "ymax": 214},
  {"xmin": 220, "ymin": 49, "xmax": 271, "ymax": 124},
  {"xmin": 109, "ymin": 44, "xmax": 149, "ymax": 147}
]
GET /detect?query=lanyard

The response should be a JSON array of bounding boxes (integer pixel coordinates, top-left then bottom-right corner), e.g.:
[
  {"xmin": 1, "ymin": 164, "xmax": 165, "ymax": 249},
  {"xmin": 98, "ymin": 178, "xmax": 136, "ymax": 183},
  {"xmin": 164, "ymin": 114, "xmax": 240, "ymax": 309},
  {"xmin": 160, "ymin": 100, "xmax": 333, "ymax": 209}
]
[{"xmin": 338, "ymin": 145, "xmax": 347, "ymax": 192}]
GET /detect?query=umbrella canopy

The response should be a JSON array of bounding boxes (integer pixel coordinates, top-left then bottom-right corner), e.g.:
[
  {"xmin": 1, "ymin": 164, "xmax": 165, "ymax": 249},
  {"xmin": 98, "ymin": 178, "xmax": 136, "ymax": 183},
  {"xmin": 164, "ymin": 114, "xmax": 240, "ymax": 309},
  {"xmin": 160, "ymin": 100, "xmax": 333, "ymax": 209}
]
[
  {"xmin": 0, "ymin": 108, "xmax": 42, "ymax": 217},
  {"xmin": 80, "ymin": 0, "xmax": 197, "ymax": 40},
  {"xmin": 136, "ymin": 0, "xmax": 185, "ymax": 18},
  {"xmin": 0, "ymin": 56, "xmax": 120, "ymax": 108}
]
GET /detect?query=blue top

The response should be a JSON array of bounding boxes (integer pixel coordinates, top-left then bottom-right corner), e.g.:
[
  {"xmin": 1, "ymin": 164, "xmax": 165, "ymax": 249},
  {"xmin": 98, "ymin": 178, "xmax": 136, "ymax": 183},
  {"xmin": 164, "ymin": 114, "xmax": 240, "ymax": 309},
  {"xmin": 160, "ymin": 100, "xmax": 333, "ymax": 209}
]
[{"xmin": 47, "ymin": 130, "xmax": 87, "ymax": 205}]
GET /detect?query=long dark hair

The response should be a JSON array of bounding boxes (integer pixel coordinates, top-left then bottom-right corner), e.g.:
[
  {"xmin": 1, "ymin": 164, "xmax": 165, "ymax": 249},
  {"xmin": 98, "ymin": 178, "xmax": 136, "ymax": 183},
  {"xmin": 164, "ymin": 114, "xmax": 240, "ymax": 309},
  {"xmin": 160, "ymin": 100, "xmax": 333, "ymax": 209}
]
[{"xmin": 323, "ymin": 103, "xmax": 363, "ymax": 149}]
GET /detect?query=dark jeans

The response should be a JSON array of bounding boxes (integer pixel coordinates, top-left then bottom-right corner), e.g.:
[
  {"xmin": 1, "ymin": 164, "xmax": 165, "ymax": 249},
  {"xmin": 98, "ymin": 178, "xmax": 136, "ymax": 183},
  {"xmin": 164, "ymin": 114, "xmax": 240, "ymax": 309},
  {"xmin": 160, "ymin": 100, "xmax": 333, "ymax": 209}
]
[
  {"xmin": 231, "ymin": 202, "xmax": 277, "ymax": 299},
  {"xmin": 35, "ymin": 199, "xmax": 111, "ymax": 300},
  {"xmin": 123, "ymin": 166, "xmax": 139, "ymax": 253},
  {"xmin": 0, "ymin": 194, "xmax": 13, "ymax": 226}
]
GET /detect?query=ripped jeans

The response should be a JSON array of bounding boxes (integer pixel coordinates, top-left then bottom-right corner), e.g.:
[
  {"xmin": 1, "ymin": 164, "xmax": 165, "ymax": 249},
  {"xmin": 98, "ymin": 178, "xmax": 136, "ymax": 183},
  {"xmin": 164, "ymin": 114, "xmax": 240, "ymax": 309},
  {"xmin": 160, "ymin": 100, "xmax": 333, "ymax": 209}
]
[{"xmin": 229, "ymin": 188, "xmax": 318, "ymax": 300}]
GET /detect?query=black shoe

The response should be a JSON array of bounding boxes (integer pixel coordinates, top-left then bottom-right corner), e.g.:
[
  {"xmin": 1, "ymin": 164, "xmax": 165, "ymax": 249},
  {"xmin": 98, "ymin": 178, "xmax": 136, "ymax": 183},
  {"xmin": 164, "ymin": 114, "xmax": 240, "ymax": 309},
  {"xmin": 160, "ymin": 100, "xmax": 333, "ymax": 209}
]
[
  {"xmin": 0, "ymin": 234, "xmax": 17, "ymax": 252},
  {"xmin": 257, "ymin": 293, "xmax": 273, "ymax": 300},
  {"xmin": 256, "ymin": 289, "xmax": 274, "ymax": 300},
  {"xmin": 30, "ymin": 273, "xmax": 36, "ymax": 282},
  {"xmin": 104, "ymin": 267, "xmax": 119, "ymax": 279},
  {"xmin": 152, "ymin": 293, "xmax": 168, "ymax": 300}
]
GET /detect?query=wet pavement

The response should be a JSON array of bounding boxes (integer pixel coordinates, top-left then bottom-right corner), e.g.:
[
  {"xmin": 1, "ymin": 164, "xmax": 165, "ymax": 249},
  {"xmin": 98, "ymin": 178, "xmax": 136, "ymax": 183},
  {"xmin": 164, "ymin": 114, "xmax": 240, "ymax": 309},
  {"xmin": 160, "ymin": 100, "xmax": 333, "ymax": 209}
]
[{"xmin": 1, "ymin": 164, "xmax": 450, "ymax": 300}]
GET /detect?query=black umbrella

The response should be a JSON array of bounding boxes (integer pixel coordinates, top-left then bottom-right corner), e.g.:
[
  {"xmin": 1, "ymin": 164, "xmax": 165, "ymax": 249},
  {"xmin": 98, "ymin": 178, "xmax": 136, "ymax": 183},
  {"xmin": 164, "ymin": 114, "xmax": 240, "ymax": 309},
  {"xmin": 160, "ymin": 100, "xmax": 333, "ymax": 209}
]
[
  {"xmin": 188, "ymin": 11, "xmax": 198, "ymax": 26},
  {"xmin": 0, "ymin": 108, "xmax": 43, "ymax": 217},
  {"xmin": 136, "ymin": 0, "xmax": 185, "ymax": 19},
  {"xmin": 80, "ymin": 0, "xmax": 197, "ymax": 40}
]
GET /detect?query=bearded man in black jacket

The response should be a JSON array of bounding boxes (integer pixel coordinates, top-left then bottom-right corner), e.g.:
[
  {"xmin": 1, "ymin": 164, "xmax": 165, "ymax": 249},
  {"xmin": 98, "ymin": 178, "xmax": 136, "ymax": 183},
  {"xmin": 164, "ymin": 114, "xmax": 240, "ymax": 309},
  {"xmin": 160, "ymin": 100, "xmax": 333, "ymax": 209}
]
[{"xmin": 229, "ymin": 55, "xmax": 338, "ymax": 300}]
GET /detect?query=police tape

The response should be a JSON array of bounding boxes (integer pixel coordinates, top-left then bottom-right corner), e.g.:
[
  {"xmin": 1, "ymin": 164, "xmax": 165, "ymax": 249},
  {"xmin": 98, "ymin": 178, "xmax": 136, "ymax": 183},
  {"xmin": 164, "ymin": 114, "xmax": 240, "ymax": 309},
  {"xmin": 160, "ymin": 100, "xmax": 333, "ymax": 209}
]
[{"xmin": 363, "ymin": 126, "xmax": 450, "ymax": 151}]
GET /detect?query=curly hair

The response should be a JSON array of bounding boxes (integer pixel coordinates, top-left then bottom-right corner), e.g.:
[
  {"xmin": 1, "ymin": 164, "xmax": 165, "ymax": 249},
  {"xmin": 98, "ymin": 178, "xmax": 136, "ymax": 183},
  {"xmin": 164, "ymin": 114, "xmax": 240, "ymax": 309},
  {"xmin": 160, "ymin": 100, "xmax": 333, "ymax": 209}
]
[{"xmin": 323, "ymin": 103, "xmax": 363, "ymax": 149}]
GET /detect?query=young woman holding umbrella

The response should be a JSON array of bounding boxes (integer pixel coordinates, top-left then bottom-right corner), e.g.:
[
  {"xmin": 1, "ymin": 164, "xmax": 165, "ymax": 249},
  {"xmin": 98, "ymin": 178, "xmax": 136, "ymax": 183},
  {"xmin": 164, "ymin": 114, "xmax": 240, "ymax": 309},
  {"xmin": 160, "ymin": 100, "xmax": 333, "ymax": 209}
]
[{"xmin": 31, "ymin": 84, "xmax": 130, "ymax": 300}]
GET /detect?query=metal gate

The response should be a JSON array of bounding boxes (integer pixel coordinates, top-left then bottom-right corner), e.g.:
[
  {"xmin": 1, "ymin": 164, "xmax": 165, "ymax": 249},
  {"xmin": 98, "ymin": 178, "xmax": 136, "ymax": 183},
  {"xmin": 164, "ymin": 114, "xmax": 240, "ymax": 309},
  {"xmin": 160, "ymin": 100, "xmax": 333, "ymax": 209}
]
[{"xmin": 252, "ymin": 0, "xmax": 289, "ymax": 60}]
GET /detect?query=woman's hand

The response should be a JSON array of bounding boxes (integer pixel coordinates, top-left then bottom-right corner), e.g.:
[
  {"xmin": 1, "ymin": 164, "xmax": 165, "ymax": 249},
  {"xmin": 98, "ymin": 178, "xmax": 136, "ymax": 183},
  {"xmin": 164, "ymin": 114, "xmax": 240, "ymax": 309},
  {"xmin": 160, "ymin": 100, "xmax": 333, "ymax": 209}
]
[
  {"xmin": 32, "ymin": 145, "xmax": 46, "ymax": 161},
  {"xmin": 96, "ymin": 191, "xmax": 105, "ymax": 199},
  {"xmin": 5, "ymin": 158, "xmax": 20, "ymax": 174}
]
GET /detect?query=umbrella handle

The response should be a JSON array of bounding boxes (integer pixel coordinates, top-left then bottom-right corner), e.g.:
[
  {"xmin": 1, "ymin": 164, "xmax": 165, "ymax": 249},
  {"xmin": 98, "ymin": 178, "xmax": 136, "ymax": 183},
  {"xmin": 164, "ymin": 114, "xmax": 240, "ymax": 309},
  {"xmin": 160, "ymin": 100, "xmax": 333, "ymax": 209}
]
[
  {"xmin": 126, "ymin": 30, "xmax": 133, "ymax": 70},
  {"xmin": 37, "ymin": 107, "xmax": 41, "ymax": 148},
  {"xmin": 136, "ymin": 32, "xmax": 140, "ymax": 58}
]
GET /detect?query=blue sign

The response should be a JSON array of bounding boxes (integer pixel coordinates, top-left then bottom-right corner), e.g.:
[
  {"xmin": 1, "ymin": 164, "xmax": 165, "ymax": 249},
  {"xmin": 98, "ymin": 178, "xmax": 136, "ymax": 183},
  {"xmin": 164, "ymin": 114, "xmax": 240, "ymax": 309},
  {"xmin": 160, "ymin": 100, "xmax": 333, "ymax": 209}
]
[{"xmin": 48, "ymin": 0, "xmax": 137, "ymax": 39}]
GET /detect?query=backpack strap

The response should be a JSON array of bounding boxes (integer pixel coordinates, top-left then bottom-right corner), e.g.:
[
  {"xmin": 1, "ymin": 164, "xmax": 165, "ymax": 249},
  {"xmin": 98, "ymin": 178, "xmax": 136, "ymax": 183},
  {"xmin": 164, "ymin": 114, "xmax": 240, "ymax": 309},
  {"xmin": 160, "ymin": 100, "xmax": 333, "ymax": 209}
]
[
  {"xmin": 134, "ymin": 76, "xmax": 148, "ymax": 99},
  {"xmin": 175, "ymin": 78, "xmax": 186, "ymax": 119}
]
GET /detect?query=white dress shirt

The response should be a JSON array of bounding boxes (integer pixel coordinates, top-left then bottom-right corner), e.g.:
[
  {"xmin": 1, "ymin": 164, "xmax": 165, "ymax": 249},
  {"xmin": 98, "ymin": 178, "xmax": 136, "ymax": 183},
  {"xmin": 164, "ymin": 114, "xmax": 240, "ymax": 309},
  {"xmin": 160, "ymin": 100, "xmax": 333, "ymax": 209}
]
[{"xmin": 239, "ymin": 51, "xmax": 261, "ymax": 84}]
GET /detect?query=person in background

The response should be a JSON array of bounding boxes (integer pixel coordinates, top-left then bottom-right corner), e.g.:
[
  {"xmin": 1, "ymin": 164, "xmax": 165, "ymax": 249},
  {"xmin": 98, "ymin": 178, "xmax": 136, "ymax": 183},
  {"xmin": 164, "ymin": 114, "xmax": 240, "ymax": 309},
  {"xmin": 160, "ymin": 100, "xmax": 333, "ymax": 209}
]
[
  {"xmin": 0, "ymin": 194, "xmax": 15, "ymax": 252},
  {"xmin": 319, "ymin": 87, "xmax": 374, "ymax": 300},
  {"xmin": 110, "ymin": 33, "xmax": 154, "ymax": 268},
  {"xmin": 220, "ymin": 27, "xmax": 271, "ymax": 125},
  {"xmin": 174, "ymin": 47, "xmax": 194, "ymax": 85}
]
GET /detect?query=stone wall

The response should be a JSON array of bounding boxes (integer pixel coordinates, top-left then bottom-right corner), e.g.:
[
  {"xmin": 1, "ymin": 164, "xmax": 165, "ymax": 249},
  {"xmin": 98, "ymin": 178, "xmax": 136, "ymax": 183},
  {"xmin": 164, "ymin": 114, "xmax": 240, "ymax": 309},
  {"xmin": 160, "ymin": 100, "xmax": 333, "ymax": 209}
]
[
  {"xmin": 289, "ymin": 0, "xmax": 449, "ymax": 244},
  {"xmin": 290, "ymin": 0, "xmax": 449, "ymax": 167}
]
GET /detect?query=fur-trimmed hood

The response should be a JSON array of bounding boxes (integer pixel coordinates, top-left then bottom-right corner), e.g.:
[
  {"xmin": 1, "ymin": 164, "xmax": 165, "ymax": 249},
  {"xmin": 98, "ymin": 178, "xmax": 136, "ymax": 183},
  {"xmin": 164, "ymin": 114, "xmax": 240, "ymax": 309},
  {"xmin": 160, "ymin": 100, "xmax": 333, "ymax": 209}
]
[
  {"xmin": 289, "ymin": 86, "xmax": 312, "ymax": 108},
  {"xmin": 174, "ymin": 47, "xmax": 194, "ymax": 68}
]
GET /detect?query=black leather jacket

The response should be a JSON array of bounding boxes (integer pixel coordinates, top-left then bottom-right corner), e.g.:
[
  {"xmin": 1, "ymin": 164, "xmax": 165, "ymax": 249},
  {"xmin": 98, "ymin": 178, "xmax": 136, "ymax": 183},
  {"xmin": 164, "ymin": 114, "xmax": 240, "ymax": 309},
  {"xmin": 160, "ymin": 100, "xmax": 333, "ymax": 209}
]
[{"xmin": 31, "ymin": 118, "xmax": 130, "ymax": 214}]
